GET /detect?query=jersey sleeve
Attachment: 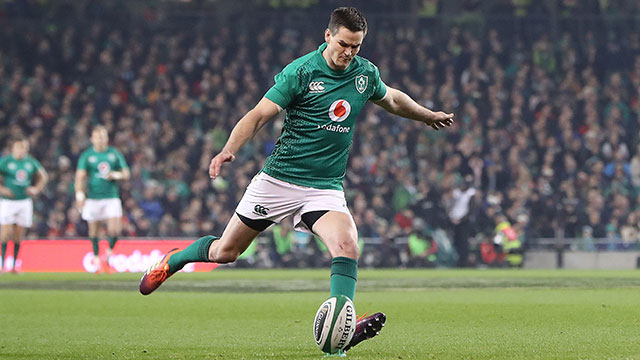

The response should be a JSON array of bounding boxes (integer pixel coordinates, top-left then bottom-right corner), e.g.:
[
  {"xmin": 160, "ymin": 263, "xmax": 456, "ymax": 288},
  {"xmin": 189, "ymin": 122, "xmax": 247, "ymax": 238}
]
[
  {"xmin": 77, "ymin": 151, "xmax": 88, "ymax": 171},
  {"xmin": 114, "ymin": 150, "xmax": 129, "ymax": 170},
  {"xmin": 31, "ymin": 157, "xmax": 44, "ymax": 171},
  {"xmin": 0, "ymin": 157, "xmax": 6, "ymax": 175},
  {"xmin": 369, "ymin": 64, "xmax": 388, "ymax": 101},
  {"xmin": 264, "ymin": 64, "xmax": 301, "ymax": 109}
]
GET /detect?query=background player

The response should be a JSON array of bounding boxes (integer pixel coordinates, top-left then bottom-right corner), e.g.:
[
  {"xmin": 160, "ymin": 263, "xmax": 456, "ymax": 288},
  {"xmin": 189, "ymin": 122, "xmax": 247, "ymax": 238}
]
[
  {"xmin": 75, "ymin": 126, "xmax": 130, "ymax": 273},
  {"xmin": 0, "ymin": 139, "xmax": 48, "ymax": 273},
  {"xmin": 140, "ymin": 7, "xmax": 453, "ymax": 352}
]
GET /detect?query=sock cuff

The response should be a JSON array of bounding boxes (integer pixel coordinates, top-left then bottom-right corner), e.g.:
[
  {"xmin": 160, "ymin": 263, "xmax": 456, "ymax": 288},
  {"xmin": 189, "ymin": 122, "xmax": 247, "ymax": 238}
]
[
  {"xmin": 331, "ymin": 256, "xmax": 358, "ymax": 281},
  {"xmin": 197, "ymin": 236, "xmax": 218, "ymax": 262}
]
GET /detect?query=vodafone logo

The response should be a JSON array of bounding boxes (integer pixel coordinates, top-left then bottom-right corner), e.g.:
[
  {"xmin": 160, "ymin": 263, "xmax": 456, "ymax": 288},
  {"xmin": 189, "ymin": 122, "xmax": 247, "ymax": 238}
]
[
  {"xmin": 15, "ymin": 169, "xmax": 28, "ymax": 183},
  {"xmin": 98, "ymin": 161, "xmax": 111, "ymax": 177},
  {"xmin": 328, "ymin": 100, "xmax": 351, "ymax": 122}
]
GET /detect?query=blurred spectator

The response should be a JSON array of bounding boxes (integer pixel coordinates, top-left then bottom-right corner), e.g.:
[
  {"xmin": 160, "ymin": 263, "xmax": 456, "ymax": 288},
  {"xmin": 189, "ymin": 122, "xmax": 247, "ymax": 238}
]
[
  {"xmin": 3, "ymin": 1, "xmax": 640, "ymax": 267},
  {"xmin": 445, "ymin": 175, "xmax": 477, "ymax": 267},
  {"xmin": 270, "ymin": 222, "xmax": 296, "ymax": 267},
  {"xmin": 406, "ymin": 219, "xmax": 437, "ymax": 267},
  {"xmin": 138, "ymin": 185, "xmax": 164, "ymax": 225}
]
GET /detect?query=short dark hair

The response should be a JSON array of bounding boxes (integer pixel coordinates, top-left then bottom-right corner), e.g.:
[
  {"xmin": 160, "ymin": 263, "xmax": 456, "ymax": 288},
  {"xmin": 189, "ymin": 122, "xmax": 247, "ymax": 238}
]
[{"xmin": 328, "ymin": 7, "xmax": 367, "ymax": 36}]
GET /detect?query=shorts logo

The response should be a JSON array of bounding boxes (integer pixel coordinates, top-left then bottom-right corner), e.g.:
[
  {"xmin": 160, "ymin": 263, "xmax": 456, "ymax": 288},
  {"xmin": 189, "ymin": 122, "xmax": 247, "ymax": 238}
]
[
  {"xmin": 328, "ymin": 100, "xmax": 351, "ymax": 122},
  {"xmin": 309, "ymin": 81, "xmax": 325, "ymax": 93},
  {"xmin": 253, "ymin": 204, "xmax": 270, "ymax": 216},
  {"xmin": 355, "ymin": 75, "xmax": 368, "ymax": 94}
]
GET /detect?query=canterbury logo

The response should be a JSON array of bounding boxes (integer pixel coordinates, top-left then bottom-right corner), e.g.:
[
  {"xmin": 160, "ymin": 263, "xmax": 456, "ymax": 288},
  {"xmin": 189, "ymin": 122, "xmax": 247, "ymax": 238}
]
[
  {"xmin": 309, "ymin": 81, "xmax": 325, "ymax": 93},
  {"xmin": 253, "ymin": 204, "xmax": 270, "ymax": 216}
]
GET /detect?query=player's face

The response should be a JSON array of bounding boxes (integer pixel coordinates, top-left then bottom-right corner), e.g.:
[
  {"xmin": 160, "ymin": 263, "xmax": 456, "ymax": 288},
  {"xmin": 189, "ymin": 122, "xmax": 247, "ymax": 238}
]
[
  {"xmin": 12, "ymin": 141, "xmax": 28, "ymax": 159},
  {"xmin": 324, "ymin": 26, "xmax": 364, "ymax": 71},
  {"xmin": 91, "ymin": 129, "xmax": 109, "ymax": 150}
]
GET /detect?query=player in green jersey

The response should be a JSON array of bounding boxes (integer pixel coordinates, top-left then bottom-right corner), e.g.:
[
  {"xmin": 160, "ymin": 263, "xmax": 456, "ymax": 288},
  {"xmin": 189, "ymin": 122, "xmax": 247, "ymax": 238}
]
[
  {"xmin": 0, "ymin": 139, "xmax": 48, "ymax": 273},
  {"xmin": 75, "ymin": 126, "xmax": 130, "ymax": 273},
  {"xmin": 141, "ymin": 7, "xmax": 453, "ymax": 352}
]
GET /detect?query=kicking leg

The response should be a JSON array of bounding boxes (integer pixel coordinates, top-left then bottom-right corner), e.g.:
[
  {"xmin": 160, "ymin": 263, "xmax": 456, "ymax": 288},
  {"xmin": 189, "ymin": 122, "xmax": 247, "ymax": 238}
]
[{"xmin": 139, "ymin": 213, "xmax": 264, "ymax": 295}]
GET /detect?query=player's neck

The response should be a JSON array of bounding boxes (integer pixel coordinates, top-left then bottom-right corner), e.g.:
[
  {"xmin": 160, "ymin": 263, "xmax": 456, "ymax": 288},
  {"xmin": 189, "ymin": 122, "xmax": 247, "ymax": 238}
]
[
  {"xmin": 321, "ymin": 48, "xmax": 347, "ymax": 71},
  {"xmin": 94, "ymin": 145, "xmax": 107, "ymax": 152}
]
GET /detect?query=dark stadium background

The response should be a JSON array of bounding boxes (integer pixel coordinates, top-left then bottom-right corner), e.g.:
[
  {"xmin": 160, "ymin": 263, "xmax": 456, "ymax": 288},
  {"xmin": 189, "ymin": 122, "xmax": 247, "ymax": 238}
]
[{"xmin": 2, "ymin": 0, "xmax": 640, "ymax": 270}]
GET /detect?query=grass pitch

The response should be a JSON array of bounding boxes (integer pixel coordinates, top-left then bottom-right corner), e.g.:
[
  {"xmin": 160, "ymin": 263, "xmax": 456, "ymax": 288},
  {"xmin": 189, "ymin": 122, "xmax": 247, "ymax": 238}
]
[{"xmin": 1, "ymin": 269, "xmax": 639, "ymax": 359}]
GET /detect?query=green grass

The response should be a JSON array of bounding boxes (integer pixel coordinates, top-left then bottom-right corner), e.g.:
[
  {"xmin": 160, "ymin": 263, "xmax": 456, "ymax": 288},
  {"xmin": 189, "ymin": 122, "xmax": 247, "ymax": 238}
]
[{"xmin": 1, "ymin": 269, "xmax": 639, "ymax": 359}]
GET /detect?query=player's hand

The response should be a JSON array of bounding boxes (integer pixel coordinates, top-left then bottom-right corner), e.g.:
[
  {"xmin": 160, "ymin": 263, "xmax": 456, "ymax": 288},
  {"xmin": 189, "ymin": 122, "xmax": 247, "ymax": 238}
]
[
  {"xmin": 209, "ymin": 150, "xmax": 236, "ymax": 179},
  {"xmin": 0, "ymin": 187, "xmax": 14, "ymax": 198},
  {"xmin": 26, "ymin": 186, "xmax": 39, "ymax": 197},
  {"xmin": 75, "ymin": 191, "xmax": 86, "ymax": 213},
  {"xmin": 75, "ymin": 200, "xmax": 85, "ymax": 213},
  {"xmin": 427, "ymin": 112, "xmax": 454, "ymax": 130},
  {"xmin": 104, "ymin": 172, "xmax": 123, "ymax": 181}
]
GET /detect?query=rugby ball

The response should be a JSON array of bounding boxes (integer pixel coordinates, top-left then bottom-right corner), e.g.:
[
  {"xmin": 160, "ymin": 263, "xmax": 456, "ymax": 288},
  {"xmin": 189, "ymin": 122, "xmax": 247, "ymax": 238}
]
[{"xmin": 313, "ymin": 295, "xmax": 356, "ymax": 354}]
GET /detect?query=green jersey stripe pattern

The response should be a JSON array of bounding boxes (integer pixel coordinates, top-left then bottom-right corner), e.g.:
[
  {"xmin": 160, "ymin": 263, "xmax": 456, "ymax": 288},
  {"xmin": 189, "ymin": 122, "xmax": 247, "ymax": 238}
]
[{"xmin": 263, "ymin": 43, "xmax": 387, "ymax": 190}]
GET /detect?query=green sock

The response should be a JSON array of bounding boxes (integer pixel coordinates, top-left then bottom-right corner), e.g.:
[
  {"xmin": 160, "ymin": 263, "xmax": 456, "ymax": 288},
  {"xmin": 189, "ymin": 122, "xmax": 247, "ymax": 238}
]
[
  {"xmin": 13, "ymin": 243, "xmax": 20, "ymax": 264},
  {"xmin": 90, "ymin": 237, "xmax": 99, "ymax": 256},
  {"xmin": 1, "ymin": 242, "xmax": 6, "ymax": 268},
  {"xmin": 330, "ymin": 256, "xmax": 358, "ymax": 301},
  {"xmin": 107, "ymin": 236, "xmax": 117, "ymax": 249},
  {"xmin": 167, "ymin": 235, "xmax": 218, "ymax": 273}
]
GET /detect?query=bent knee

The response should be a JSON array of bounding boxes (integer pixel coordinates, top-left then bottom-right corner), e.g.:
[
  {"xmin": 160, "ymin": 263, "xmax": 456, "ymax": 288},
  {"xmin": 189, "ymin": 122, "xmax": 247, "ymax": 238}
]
[
  {"xmin": 334, "ymin": 238, "xmax": 360, "ymax": 259},
  {"xmin": 212, "ymin": 248, "xmax": 239, "ymax": 264}
]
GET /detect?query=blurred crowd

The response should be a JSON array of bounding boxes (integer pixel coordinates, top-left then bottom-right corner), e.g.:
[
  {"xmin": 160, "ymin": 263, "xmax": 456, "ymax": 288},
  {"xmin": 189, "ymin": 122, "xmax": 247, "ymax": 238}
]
[{"xmin": 2, "ymin": 0, "xmax": 640, "ymax": 267}]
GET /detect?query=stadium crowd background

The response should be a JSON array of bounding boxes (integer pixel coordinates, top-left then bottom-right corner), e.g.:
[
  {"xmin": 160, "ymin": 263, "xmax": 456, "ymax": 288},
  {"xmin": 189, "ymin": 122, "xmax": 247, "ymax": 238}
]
[{"xmin": 2, "ymin": 0, "xmax": 640, "ymax": 267}]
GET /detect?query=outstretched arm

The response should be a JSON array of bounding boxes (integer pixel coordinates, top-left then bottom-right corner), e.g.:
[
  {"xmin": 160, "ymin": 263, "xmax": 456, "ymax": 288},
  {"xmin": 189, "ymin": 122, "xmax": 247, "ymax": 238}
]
[
  {"xmin": 209, "ymin": 97, "xmax": 281, "ymax": 179},
  {"xmin": 373, "ymin": 86, "xmax": 454, "ymax": 130}
]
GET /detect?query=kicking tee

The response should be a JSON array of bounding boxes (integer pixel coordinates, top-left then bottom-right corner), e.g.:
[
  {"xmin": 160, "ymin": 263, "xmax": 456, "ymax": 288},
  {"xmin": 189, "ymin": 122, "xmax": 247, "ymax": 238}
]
[
  {"xmin": 0, "ymin": 155, "xmax": 43, "ymax": 200},
  {"xmin": 77, "ymin": 146, "xmax": 128, "ymax": 199},
  {"xmin": 263, "ymin": 43, "xmax": 387, "ymax": 190}
]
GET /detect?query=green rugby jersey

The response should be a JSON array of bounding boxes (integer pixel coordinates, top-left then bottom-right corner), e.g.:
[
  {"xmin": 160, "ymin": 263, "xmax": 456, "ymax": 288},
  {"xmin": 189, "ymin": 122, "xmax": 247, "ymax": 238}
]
[
  {"xmin": 77, "ymin": 146, "xmax": 128, "ymax": 199},
  {"xmin": 263, "ymin": 43, "xmax": 387, "ymax": 190},
  {"xmin": 0, "ymin": 155, "xmax": 43, "ymax": 200}
]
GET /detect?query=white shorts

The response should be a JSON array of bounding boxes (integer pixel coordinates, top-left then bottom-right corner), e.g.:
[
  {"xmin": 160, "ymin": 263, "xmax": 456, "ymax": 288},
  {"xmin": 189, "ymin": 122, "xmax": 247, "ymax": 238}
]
[
  {"xmin": 0, "ymin": 198, "xmax": 33, "ymax": 227},
  {"xmin": 82, "ymin": 198, "xmax": 123, "ymax": 222},
  {"xmin": 235, "ymin": 172, "xmax": 350, "ymax": 233}
]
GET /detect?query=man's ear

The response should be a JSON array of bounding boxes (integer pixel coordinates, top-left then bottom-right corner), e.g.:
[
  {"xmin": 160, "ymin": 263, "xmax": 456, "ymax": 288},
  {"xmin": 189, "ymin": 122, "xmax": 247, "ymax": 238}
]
[{"xmin": 324, "ymin": 28, "xmax": 331, "ymax": 43}]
